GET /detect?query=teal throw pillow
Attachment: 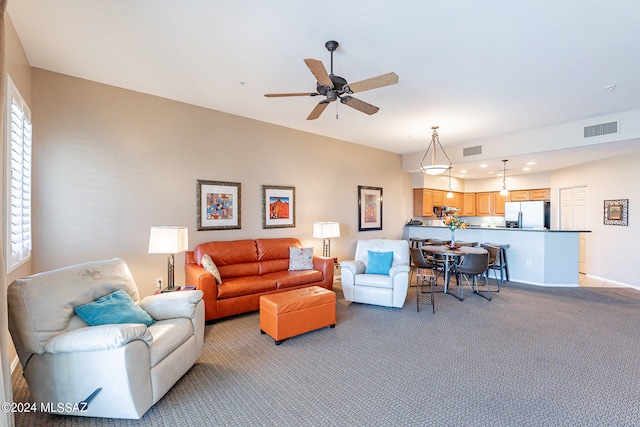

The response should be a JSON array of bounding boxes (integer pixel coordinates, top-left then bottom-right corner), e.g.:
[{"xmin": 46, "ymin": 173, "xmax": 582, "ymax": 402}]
[
  {"xmin": 366, "ymin": 251, "xmax": 394, "ymax": 275},
  {"xmin": 74, "ymin": 289, "xmax": 155, "ymax": 326}
]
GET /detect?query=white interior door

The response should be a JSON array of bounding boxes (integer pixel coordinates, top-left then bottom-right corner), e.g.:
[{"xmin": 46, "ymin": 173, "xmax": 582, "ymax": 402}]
[{"xmin": 559, "ymin": 186, "xmax": 588, "ymax": 273}]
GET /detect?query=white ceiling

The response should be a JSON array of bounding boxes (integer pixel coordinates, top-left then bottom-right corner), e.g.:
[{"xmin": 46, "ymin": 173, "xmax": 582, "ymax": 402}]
[{"xmin": 8, "ymin": 0, "xmax": 640, "ymax": 178}]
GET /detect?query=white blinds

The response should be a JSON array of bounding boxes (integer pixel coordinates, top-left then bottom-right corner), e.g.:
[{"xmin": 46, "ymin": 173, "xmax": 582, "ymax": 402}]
[{"xmin": 6, "ymin": 76, "xmax": 32, "ymax": 272}]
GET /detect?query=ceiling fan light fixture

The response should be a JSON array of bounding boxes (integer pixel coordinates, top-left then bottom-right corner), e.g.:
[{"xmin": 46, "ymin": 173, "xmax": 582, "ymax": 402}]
[
  {"xmin": 264, "ymin": 40, "xmax": 398, "ymax": 121},
  {"xmin": 420, "ymin": 126, "xmax": 452, "ymax": 176}
]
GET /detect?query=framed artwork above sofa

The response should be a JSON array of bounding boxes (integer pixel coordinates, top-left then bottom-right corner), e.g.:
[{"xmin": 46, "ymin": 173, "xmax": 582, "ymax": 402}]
[
  {"xmin": 262, "ymin": 185, "xmax": 295, "ymax": 229},
  {"xmin": 197, "ymin": 180, "xmax": 241, "ymax": 230}
]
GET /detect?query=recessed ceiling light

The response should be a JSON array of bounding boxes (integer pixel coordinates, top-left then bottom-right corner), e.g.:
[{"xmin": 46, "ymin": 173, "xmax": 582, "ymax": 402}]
[
  {"xmin": 526, "ymin": 161, "xmax": 536, "ymax": 165},
  {"xmin": 523, "ymin": 167, "xmax": 531, "ymax": 171},
  {"xmin": 460, "ymin": 169, "xmax": 467, "ymax": 174},
  {"xmin": 479, "ymin": 164, "xmax": 487, "ymax": 168},
  {"xmin": 488, "ymin": 171, "xmax": 495, "ymax": 174}
]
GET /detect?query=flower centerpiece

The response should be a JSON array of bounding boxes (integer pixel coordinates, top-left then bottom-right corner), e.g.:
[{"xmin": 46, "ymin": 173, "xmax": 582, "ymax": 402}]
[{"xmin": 442, "ymin": 212, "xmax": 468, "ymax": 248}]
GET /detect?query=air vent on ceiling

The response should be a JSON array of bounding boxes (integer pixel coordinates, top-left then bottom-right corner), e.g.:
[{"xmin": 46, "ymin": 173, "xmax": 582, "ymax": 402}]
[
  {"xmin": 463, "ymin": 145, "xmax": 482, "ymax": 156},
  {"xmin": 584, "ymin": 121, "xmax": 618, "ymax": 138}
]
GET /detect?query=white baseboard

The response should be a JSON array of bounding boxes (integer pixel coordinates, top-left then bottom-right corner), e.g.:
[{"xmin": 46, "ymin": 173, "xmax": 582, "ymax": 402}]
[{"xmin": 586, "ymin": 274, "xmax": 638, "ymax": 290}]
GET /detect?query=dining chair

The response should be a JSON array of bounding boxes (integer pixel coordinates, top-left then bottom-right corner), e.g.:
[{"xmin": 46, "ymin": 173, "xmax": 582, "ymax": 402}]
[
  {"xmin": 410, "ymin": 247, "xmax": 435, "ymax": 313},
  {"xmin": 453, "ymin": 251, "xmax": 491, "ymax": 301},
  {"xmin": 482, "ymin": 244, "xmax": 502, "ymax": 292}
]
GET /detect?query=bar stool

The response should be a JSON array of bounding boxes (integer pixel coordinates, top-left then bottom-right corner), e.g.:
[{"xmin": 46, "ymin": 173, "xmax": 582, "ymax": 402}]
[
  {"xmin": 409, "ymin": 238, "xmax": 429, "ymax": 248},
  {"xmin": 408, "ymin": 238, "xmax": 429, "ymax": 287},
  {"xmin": 481, "ymin": 243, "xmax": 510, "ymax": 283},
  {"xmin": 410, "ymin": 247, "xmax": 436, "ymax": 313}
]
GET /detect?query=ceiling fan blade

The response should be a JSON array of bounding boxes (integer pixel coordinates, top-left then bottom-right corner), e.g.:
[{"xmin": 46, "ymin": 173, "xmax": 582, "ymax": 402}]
[
  {"xmin": 307, "ymin": 101, "xmax": 329, "ymax": 120},
  {"xmin": 264, "ymin": 92, "xmax": 317, "ymax": 97},
  {"xmin": 341, "ymin": 96, "xmax": 380, "ymax": 115},
  {"xmin": 304, "ymin": 58, "xmax": 333, "ymax": 86},
  {"xmin": 345, "ymin": 72, "xmax": 399, "ymax": 93}
]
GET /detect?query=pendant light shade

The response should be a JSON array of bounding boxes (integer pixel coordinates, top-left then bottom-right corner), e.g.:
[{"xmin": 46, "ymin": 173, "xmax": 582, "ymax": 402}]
[
  {"xmin": 500, "ymin": 159, "xmax": 509, "ymax": 196},
  {"xmin": 446, "ymin": 167, "xmax": 454, "ymax": 198},
  {"xmin": 420, "ymin": 126, "xmax": 452, "ymax": 175}
]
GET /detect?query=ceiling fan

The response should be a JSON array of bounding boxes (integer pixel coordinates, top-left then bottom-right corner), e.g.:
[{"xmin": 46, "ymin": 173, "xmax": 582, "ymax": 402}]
[{"xmin": 264, "ymin": 40, "xmax": 399, "ymax": 120}]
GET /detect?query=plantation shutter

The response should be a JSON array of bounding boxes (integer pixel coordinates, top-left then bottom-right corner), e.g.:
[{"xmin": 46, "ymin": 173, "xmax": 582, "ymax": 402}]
[{"xmin": 6, "ymin": 77, "xmax": 32, "ymax": 272}]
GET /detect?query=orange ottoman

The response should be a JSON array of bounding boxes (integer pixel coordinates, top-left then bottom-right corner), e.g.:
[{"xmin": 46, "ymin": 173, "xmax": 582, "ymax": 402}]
[{"xmin": 260, "ymin": 286, "xmax": 336, "ymax": 345}]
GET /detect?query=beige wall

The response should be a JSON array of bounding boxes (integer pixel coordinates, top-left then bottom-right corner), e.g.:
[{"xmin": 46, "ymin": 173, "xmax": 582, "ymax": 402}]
[
  {"xmin": 31, "ymin": 69, "xmax": 412, "ymax": 296},
  {"xmin": 550, "ymin": 153, "xmax": 640, "ymax": 286}
]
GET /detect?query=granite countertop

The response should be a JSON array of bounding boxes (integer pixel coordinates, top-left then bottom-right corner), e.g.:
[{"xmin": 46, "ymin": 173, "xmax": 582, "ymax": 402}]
[{"xmin": 405, "ymin": 224, "xmax": 590, "ymax": 232}]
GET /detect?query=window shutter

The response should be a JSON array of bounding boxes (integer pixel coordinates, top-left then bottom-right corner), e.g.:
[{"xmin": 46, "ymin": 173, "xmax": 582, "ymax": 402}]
[{"xmin": 6, "ymin": 77, "xmax": 32, "ymax": 272}]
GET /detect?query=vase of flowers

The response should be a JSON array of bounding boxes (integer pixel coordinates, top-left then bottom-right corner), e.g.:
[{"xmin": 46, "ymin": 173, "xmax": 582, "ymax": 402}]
[{"xmin": 442, "ymin": 213, "xmax": 468, "ymax": 248}]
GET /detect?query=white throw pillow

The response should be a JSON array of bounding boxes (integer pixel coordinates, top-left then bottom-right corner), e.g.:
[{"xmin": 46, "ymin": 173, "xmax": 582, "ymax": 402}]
[
  {"xmin": 289, "ymin": 247, "xmax": 314, "ymax": 271},
  {"xmin": 201, "ymin": 253, "xmax": 222, "ymax": 284}
]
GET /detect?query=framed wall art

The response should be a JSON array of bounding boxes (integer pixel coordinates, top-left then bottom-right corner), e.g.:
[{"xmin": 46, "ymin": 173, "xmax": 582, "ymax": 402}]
[
  {"xmin": 603, "ymin": 199, "xmax": 628, "ymax": 226},
  {"xmin": 358, "ymin": 185, "xmax": 383, "ymax": 231},
  {"xmin": 197, "ymin": 180, "xmax": 241, "ymax": 230},
  {"xmin": 262, "ymin": 185, "xmax": 295, "ymax": 229}
]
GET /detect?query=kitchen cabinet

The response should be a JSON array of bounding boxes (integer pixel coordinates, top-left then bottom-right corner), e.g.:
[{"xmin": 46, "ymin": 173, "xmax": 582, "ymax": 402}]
[
  {"xmin": 493, "ymin": 192, "xmax": 507, "ymax": 215},
  {"xmin": 452, "ymin": 192, "xmax": 464, "ymax": 210},
  {"xmin": 462, "ymin": 193, "xmax": 476, "ymax": 216},
  {"xmin": 476, "ymin": 192, "xmax": 506, "ymax": 215},
  {"xmin": 509, "ymin": 190, "xmax": 530, "ymax": 202},
  {"xmin": 508, "ymin": 188, "xmax": 550, "ymax": 202},
  {"xmin": 413, "ymin": 189, "xmax": 434, "ymax": 217},
  {"xmin": 433, "ymin": 190, "xmax": 447, "ymax": 206},
  {"xmin": 416, "ymin": 187, "xmax": 546, "ymax": 218},
  {"xmin": 529, "ymin": 188, "xmax": 550, "ymax": 200},
  {"xmin": 476, "ymin": 192, "xmax": 493, "ymax": 216}
]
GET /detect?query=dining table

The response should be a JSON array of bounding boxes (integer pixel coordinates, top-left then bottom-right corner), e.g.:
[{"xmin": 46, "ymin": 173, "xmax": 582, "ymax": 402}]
[{"xmin": 421, "ymin": 245, "xmax": 489, "ymax": 300}]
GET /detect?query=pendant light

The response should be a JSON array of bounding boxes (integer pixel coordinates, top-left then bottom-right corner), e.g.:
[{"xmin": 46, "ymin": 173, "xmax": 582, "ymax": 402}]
[
  {"xmin": 446, "ymin": 167, "xmax": 454, "ymax": 198},
  {"xmin": 420, "ymin": 126, "xmax": 452, "ymax": 175},
  {"xmin": 500, "ymin": 159, "xmax": 509, "ymax": 196}
]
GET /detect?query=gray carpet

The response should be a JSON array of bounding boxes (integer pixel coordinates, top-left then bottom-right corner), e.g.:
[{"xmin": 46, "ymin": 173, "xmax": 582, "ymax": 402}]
[{"xmin": 11, "ymin": 281, "xmax": 640, "ymax": 426}]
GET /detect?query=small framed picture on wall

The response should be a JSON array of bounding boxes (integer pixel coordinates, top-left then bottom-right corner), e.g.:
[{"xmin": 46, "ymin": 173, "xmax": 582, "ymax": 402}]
[
  {"xmin": 197, "ymin": 180, "xmax": 241, "ymax": 230},
  {"xmin": 262, "ymin": 185, "xmax": 296, "ymax": 229},
  {"xmin": 358, "ymin": 185, "xmax": 383, "ymax": 231},
  {"xmin": 603, "ymin": 199, "xmax": 628, "ymax": 226}
]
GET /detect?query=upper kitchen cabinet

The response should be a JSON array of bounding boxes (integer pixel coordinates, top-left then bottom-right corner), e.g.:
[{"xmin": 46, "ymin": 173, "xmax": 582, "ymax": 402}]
[
  {"xmin": 493, "ymin": 191, "xmax": 507, "ymax": 215},
  {"xmin": 476, "ymin": 192, "xmax": 492, "ymax": 216},
  {"xmin": 509, "ymin": 190, "xmax": 530, "ymax": 202},
  {"xmin": 529, "ymin": 188, "xmax": 550, "ymax": 200},
  {"xmin": 413, "ymin": 188, "xmax": 434, "ymax": 217},
  {"xmin": 508, "ymin": 188, "xmax": 550, "ymax": 201},
  {"xmin": 433, "ymin": 190, "xmax": 447, "ymax": 206},
  {"xmin": 476, "ymin": 192, "xmax": 507, "ymax": 215},
  {"xmin": 452, "ymin": 192, "xmax": 464, "ymax": 210},
  {"xmin": 462, "ymin": 193, "xmax": 476, "ymax": 216}
]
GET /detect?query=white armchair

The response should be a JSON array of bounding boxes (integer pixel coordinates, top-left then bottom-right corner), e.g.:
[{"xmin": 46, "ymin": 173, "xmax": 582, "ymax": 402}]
[
  {"xmin": 340, "ymin": 239, "xmax": 410, "ymax": 308},
  {"xmin": 7, "ymin": 258, "xmax": 205, "ymax": 419}
]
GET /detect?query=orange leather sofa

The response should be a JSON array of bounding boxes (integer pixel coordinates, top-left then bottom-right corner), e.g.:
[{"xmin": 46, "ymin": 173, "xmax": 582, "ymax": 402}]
[{"xmin": 185, "ymin": 238, "xmax": 334, "ymax": 321}]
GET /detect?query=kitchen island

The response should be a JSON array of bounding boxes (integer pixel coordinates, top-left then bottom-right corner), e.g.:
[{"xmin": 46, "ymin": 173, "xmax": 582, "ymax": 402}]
[{"xmin": 403, "ymin": 224, "xmax": 589, "ymax": 286}]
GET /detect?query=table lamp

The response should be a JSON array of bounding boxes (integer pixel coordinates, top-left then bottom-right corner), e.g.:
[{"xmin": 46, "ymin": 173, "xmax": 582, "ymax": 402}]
[
  {"xmin": 313, "ymin": 222, "xmax": 340, "ymax": 258},
  {"xmin": 148, "ymin": 226, "xmax": 189, "ymax": 291}
]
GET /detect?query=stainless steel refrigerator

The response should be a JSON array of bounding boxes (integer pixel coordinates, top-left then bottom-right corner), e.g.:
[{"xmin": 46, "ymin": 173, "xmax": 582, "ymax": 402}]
[{"xmin": 504, "ymin": 201, "xmax": 550, "ymax": 229}]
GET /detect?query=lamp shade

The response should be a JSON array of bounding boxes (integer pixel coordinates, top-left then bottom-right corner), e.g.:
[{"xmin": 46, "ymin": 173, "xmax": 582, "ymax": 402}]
[
  {"xmin": 419, "ymin": 126, "xmax": 452, "ymax": 176},
  {"xmin": 148, "ymin": 226, "xmax": 189, "ymax": 254},
  {"xmin": 313, "ymin": 222, "xmax": 340, "ymax": 239},
  {"xmin": 421, "ymin": 164, "xmax": 450, "ymax": 175}
]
